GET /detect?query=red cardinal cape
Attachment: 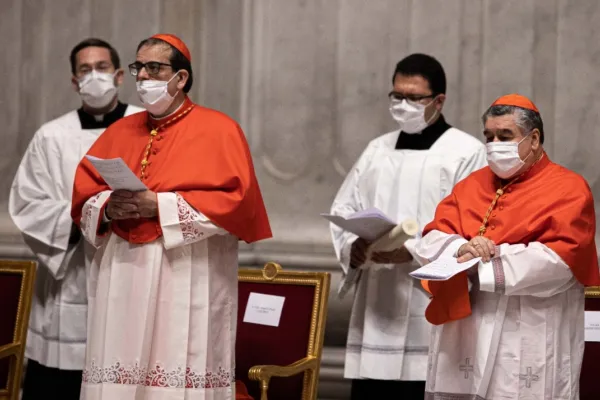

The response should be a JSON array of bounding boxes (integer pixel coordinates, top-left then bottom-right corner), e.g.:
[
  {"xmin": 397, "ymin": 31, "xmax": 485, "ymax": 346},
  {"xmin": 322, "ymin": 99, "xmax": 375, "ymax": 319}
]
[
  {"xmin": 421, "ymin": 154, "xmax": 600, "ymax": 325},
  {"xmin": 71, "ymin": 97, "xmax": 272, "ymax": 244},
  {"xmin": 235, "ymin": 380, "xmax": 253, "ymax": 400}
]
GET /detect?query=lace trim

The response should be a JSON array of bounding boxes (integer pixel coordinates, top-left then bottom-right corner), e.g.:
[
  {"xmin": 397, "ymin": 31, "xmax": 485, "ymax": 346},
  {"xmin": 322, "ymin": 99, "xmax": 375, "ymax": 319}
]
[
  {"xmin": 81, "ymin": 193, "xmax": 102, "ymax": 239},
  {"xmin": 177, "ymin": 195, "xmax": 206, "ymax": 244},
  {"xmin": 82, "ymin": 361, "xmax": 234, "ymax": 389}
]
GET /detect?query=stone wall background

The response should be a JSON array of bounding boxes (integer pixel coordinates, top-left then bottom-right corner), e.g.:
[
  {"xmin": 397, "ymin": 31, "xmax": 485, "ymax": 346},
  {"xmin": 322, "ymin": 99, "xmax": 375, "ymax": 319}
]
[{"xmin": 2, "ymin": 1, "xmax": 599, "ymax": 398}]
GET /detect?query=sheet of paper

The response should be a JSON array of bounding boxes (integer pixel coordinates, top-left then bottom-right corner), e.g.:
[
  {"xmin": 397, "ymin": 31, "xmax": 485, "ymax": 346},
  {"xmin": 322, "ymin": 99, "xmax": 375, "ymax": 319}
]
[
  {"xmin": 321, "ymin": 208, "xmax": 397, "ymax": 241},
  {"xmin": 585, "ymin": 311, "xmax": 600, "ymax": 342},
  {"xmin": 243, "ymin": 292, "xmax": 286, "ymax": 327},
  {"xmin": 403, "ymin": 238, "xmax": 419, "ymax": 263},
  {"xmin": 86, "ymin": 156, "xmax": 147, "ymax": 191},
  {"xmin": 409, "ymin": 256, "xmax": 481, "ymax": 281}
]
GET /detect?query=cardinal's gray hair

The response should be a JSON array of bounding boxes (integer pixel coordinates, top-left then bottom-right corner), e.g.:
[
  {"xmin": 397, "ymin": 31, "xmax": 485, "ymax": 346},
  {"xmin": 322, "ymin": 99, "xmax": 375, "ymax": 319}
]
[{"xmin": 482, "ymin": 105, "xmax": 544, "ymax": 144}]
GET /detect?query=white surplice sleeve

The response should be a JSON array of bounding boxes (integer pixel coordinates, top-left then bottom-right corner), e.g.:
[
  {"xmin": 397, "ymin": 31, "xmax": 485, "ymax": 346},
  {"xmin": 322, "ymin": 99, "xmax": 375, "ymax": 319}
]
[
  {"xmin": 416, "ymin": 231, "xmax": 576, "ymax": 296},
  {"xmin": 330, "ymin": 142, "xmax": 377, "ymax": 297},
  {"xmin": 414, "ymin": 229, "xmax": 468, "ymax": 265},
  {"xmin": 9, "ymin": 131, "xmax": 73, "ymax": 279},
  {"xmin": 157, "ymin": 192, "xmax": 227, "ymax": 250},
  {"xmin": 453, "ymin": 144, "xmax": 487, "ymax": 184},
  {"xmin": 80, "ymin": 191, "xmax": 112, "ymax": 248},
  {"xmin": 415, "ymin": 230, "xmax": 476, "ymax": 291},
  {"xmin": 478, "ymin": 242, "xmax": 577, "ymax": 297}
]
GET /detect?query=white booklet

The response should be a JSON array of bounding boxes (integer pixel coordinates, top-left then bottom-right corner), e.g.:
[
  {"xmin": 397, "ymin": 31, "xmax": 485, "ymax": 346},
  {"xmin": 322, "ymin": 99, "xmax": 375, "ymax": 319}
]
[
  {"xmin": 321, "ymin": 208, "xmax": 396, "ymax": 241},
  {"xmin": 409, "ymin": 256, "xmax": 481, "ymax": 281},
  {"xmin": 85, "ymin": 156, "xmax": 147, "ymax": 192}
]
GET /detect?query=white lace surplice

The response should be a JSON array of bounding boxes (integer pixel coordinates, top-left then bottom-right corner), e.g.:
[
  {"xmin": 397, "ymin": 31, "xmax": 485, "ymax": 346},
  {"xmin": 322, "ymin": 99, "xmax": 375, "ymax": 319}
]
[
  {"xmin": 415, "ymin": 230, "xmax": 584, "ymax": 400},
  {"xmin": 8, "ymin": 105, "xmax": 142, "ymax": 371},
  {"xmin": 80, "ymin": 191, "xmax": 237, "ymax": 400},
  {"xmin": 330, "ymin": 128, "xmax": 487, "ymax": 381}
]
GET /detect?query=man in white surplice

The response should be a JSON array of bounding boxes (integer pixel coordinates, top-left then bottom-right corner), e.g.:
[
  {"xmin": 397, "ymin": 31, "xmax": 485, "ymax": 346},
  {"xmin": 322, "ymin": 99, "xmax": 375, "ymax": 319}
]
[
  {"xmin": 330, "ymin": 53, "xmax": 487, "ymax": 399},
  {"xmin": 9, "ymin": 38, "xmax": 142, "ymax": 400},
  {"xmin": 414, "ymin": 93, "xmax": 600, "ymax": 399}
]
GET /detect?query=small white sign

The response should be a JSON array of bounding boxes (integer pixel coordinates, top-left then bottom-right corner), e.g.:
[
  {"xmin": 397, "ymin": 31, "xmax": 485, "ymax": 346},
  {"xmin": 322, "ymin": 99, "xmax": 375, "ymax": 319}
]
[
  {"xmin": 585, "ymin": 311, "xmax": 600, "ymax": 342},
  {"xmin": 243, "ymin": 292, "xmax": 286, "ymax": 327}
]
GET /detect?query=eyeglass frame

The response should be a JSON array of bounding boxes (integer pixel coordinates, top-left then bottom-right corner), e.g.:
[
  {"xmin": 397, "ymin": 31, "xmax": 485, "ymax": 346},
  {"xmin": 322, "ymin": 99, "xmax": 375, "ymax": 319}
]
[
  {"xmin": 128, "ymin": 61, "xmax": 174, "ymax": 77},
  {"xmin": 388, "ymin": 91, "xmax": 437, "ymax": 104},
  {"xmin": 76, "ymin": 61, "xmax": 115, "ymax": 77}
]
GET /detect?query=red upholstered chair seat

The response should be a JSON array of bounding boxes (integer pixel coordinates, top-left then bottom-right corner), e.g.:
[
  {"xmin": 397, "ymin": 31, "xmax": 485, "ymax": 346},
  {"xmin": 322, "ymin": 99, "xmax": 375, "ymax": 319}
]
[
  {"xmin": 0, "ymin": 261, "xmax": 36, "ymax": 400},
  {"xmin": 236, "ymin": 263, "xmax": 330, "ymax": 400},
  {"xmin": 581, "ymin": 292, "xmax": 600, "ymax": 400},
  {"xmin": 0, "ymin": 274, "xmax": 22, "ymax": 391}
]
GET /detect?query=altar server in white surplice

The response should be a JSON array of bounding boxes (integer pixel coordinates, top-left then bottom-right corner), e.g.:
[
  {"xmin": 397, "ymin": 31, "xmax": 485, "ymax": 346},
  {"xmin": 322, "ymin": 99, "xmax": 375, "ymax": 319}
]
[
  {"xmin": 329, "ymin": 53, "xmax": 487, "ymax": 399},
  {"xmin": 9, "ymin": 38, "xmax": 142, "ymax": 400}
]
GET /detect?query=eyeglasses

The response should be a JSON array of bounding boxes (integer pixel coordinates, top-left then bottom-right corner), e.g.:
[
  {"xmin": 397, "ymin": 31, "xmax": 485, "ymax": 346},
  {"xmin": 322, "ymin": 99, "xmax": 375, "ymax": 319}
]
[
  {"xmin": 388, "ymin": 91, "xmax": 436, "ymax": 103},
  {"xmin": 77, "ymin": 61, "xmax": 113, "ymax": 76},
  {"xmin": 128, "ymin": 61, "xmax": 173, "ymax": 76}
]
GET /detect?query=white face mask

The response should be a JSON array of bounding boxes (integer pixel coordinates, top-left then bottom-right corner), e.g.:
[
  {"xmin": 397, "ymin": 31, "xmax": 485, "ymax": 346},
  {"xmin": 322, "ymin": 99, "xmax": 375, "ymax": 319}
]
[
  {"xmin": 486, "ymin": 134, "xmax": 533, "ymax": 179},
  {"xmin": 389, "ymin": 98, "xmax": 437, "ymax": 134},
  {"xmin": 78, "ymin": 70, "xmax": 118, "ymax": 109},
  {"xmin": 136, "ymin": 72, "xmax": 180, "ymax": 116}
]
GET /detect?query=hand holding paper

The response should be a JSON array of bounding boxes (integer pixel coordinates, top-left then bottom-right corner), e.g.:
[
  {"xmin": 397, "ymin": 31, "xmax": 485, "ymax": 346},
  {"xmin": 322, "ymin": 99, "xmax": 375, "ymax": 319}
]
[
  {"xmin": 370, "ymin": 246, "xmax": 413, "ymax": 264},
  {"xmin": 350, "ymin": 237, "xmax": 370, "ymax": 268},
  {"xmin": 367, "ymin": 219, "xmax": 418, "ymax": 255},
  {"xmin": 321, "ymin": 208, "xmax": 397, "ymax": 241},
  {"xmin": 368, "ymin": 219, "xmax": 419, "ymax": 264},
  {"xmin": 107, "ymin": 190, "xmax": 158, "ymax": 220},
  {"xmin": 409, "ymin": 256, "xmax": 481, "ymax": 281},
  {"xmin": 86, "ymin": 156, "xmax": 147, "ymax": 191},
  {"xmin": 324, "ymin": 207, "xmax": 419, "ymax": 267},
  {"xmin": 457, "ymin": 236, "xmax": 496, "ymax": 263}
]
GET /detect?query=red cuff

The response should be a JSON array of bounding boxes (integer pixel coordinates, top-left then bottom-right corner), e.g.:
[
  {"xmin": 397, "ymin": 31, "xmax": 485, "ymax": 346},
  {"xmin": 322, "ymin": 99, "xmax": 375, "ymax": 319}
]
[{"xmin": 424, "ymin": 272, "xmax": 472, "ymax": 325}]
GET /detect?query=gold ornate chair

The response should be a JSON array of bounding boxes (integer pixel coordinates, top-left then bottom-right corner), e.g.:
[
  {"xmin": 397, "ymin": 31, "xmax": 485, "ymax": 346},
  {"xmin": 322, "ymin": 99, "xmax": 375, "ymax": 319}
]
[
  {"xmin": 581, "ymin": 286, "xmax": 600, "ymax": 400},
  {"xmin": 0, "ymin": 260, "xmax": 36, "ymax": 400},
  {"xmin": 236, "ymin": 262, "xmax": 330, "ymax": 400}
]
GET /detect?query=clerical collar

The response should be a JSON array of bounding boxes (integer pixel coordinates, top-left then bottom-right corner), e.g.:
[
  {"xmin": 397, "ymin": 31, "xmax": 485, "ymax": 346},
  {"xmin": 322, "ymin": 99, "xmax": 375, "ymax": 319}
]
[
  {"xmin": 394, "ymin": 114, "xmax": 451, "ymax": 150},
  {"xmin": 149, "ymin": 98, "xmax": 186, "ymax": 122},
  {"xmin": 78, "ymin": 102, "xmax": 127, "ymax": 130},
  {"xmin": 148, "ymin": 96, "xmax": 194, "ymax": 130}
]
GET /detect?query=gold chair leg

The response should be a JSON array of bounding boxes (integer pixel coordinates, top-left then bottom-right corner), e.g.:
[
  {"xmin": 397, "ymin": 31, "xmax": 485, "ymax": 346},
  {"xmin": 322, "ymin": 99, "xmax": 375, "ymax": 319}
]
[{"xmin": 260, "ymin": 378, "xmax": 270, "ymax": 400}]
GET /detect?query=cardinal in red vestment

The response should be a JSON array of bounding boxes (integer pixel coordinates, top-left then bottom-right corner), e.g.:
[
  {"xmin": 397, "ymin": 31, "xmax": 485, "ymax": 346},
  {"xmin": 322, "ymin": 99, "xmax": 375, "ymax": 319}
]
[
  {"xmin": 71, "ymin": 34, "xmax": 271, "ymax": 400},
  {"xmin": 413, "ymin": 94, "xmax": 600, "ymax": 399}
]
